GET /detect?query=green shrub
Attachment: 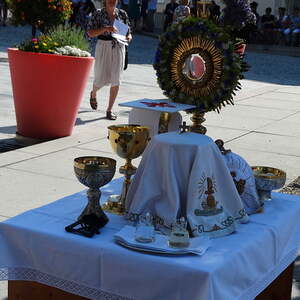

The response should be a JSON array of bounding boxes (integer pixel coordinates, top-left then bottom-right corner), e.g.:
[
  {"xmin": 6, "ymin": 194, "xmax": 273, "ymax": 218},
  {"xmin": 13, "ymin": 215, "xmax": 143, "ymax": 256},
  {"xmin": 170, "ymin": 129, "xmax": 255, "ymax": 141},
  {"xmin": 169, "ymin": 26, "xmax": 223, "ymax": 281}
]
[
  {"xmin": 47, "ymin": 24, "xmax": 90, "ymax": 52},
  {"xmin": 18, "ymin": 25, "xmax": 91, "ymax": 56}
]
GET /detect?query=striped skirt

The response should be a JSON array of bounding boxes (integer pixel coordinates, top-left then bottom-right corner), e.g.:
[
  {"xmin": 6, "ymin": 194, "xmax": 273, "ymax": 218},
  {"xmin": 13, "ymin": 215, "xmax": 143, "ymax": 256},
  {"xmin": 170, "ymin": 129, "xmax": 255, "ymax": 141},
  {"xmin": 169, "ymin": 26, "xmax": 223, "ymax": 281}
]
[{"xmin": 93, "ymin": 40, "xmax": 125, "ymax": 89}]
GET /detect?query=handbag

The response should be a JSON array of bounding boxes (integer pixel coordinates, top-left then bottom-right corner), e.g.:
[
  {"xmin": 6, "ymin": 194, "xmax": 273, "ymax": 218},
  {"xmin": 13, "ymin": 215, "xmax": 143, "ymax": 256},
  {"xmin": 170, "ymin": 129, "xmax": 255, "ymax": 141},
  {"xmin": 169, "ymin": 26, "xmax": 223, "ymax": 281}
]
[{"xmin": 124, "ymin": 45, "xmax": 128, "ymax": 70}]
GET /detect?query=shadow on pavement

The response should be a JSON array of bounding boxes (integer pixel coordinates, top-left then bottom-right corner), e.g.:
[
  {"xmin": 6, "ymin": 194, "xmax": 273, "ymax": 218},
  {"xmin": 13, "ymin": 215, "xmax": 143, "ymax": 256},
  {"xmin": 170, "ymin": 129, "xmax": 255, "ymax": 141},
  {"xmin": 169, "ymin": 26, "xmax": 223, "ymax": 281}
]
[
  {"xmin": 0, "ymin": 138, "xmax": 25, "ymax": 153},
  {"xmin": 244, "ymin": 51, "xmax": 300, "ymax": 86},
  {"xmin": 75, "ymin": 116, "xmax": 106, "ymax": 125},
  {"xmin": 0, "ymin": 125, "xmax": 16, "ymax": 134}
]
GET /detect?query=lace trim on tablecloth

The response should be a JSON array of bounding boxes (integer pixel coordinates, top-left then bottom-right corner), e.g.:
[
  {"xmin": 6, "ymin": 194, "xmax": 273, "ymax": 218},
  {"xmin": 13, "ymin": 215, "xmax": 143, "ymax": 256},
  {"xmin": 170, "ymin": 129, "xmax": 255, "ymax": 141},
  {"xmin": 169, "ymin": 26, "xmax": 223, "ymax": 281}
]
[{"xmin": 0, "ymin": 267, "xmax": 131, "ymax": 300}]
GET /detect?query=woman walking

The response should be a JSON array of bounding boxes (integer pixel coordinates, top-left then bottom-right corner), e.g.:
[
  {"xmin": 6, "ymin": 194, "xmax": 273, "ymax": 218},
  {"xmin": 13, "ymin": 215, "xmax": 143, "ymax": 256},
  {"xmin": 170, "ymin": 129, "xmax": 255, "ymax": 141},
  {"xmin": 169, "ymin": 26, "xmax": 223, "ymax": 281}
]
[{"xmin": 87, "ymin": 0, "xmax": 132, "ymax": 120}]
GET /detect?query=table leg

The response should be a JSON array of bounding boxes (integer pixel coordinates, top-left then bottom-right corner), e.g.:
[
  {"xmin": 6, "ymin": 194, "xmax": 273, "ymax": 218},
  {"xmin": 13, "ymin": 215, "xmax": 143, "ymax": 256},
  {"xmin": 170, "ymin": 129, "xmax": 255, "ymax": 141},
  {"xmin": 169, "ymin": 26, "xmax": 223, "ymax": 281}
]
[
  {"xmin": 255, "ymin": 262, "xmax": 294, "ymax": 300},
  {"xmin": 8, "ymin": 281, "xmax": 89, "ymax": 300}
]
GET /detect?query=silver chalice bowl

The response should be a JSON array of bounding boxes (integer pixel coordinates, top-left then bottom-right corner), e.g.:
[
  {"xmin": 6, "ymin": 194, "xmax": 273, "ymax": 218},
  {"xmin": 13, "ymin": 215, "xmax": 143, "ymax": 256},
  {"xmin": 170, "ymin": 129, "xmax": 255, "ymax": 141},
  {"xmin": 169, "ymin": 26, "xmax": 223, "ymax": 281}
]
[
  {"xmin": 252, "ymin": 166, "xmax": 286, "ymax": 205},
  {"xmin": 74, "ymin": 156, "xmax": 116, "ymax": 225}
]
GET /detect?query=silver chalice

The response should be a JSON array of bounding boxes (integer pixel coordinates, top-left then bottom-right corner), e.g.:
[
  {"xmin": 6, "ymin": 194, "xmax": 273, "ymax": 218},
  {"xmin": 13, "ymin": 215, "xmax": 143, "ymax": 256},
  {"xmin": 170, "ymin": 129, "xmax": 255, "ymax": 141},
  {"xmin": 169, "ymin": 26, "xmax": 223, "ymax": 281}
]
[
  {"xmin": 74, "ymin": 156, "xmax": 116, "ymax": 225},
  {"xmin": 252, "ymin": 166, "xmax": 286, "ymax": 205}
]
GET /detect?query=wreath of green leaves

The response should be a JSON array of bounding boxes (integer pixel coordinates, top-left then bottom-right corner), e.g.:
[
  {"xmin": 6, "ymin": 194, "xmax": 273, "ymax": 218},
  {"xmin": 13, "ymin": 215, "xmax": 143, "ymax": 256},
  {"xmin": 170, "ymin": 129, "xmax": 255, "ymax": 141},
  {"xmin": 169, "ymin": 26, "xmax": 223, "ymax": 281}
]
[{"xmin": 153, "ymin": 17, "xmax": 244, "ymax": 113}]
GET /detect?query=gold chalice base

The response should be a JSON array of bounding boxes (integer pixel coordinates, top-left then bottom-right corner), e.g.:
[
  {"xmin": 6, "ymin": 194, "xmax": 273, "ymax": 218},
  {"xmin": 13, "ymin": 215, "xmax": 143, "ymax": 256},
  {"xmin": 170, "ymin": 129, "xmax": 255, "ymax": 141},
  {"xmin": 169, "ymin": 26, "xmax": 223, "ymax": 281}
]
[{"xmin": 102, "ymin": 194, "xmax": 125, "ymax": 215}]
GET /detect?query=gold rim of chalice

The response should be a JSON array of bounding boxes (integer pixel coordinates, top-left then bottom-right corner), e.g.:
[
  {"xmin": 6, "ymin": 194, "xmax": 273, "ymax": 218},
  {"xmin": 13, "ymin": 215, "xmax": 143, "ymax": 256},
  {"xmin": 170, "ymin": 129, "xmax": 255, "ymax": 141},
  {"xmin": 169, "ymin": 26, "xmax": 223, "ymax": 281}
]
[
  {"xmin": 74, "ymin": 156, "xmax": 116, "ymax": 170},
  {"xmin": 108, "ymin": 124, "xmax": 149, "ymax": 133},
  {"xmin": 251, "ymin": 166, "xmax": 286, "ymax": 180}
]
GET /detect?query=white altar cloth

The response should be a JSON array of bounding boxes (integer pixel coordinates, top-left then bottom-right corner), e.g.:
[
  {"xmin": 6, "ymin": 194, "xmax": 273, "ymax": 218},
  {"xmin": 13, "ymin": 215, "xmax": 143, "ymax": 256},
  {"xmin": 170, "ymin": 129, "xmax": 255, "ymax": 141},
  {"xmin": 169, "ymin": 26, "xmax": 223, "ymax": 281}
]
[
  {"xmin": 1, "ymin": 178, "xmax": 300, "ymax": 300},
  {"xmin": 121, "ymin": 98, "xmax": 195, "ymax": 137},
  {"xmin": 119, "ymin": 99, "xmax": 195, "ymax": 113},
  {"xmin": 126, "ymin": 132, "xmax": 249, "ymax": 237}
]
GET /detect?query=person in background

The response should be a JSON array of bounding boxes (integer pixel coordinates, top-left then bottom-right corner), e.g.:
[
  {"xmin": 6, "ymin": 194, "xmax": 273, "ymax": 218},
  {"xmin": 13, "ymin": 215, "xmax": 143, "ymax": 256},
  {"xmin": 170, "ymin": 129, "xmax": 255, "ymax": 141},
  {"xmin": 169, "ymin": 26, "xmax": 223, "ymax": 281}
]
[
  {"xmin": 0, "ymin": 0, "xmax": 7, "ymax": 26},
  {"xmin": 128, "ymin": 0, "xmax": 140, "ymax": 31},
  {"xmin": 84, "ymin": 0, "xmax": 97, "ymax": 15},
  {"xmin": 276, "ymin": 7, "xmax": 290, "ymax": 30},
  {"xmin": 209, "ymin": 0, "xmax": 220, "ymax": 18},
  {"xmin": 87, "ymin": 0, "xmax": 132, "ymax": 120},
  {"xmin": 284, "ymin": 7, "xmax": 300, "ymax": 46},
  {"xmin": 275, "ymin": 7, "xmax": 290, "ymax": 44},
  {"xmin": 75, "ymin": 0, "xmax": 97, "ymax": 55},
  {"xmin": 250, "ymin": 1, "xmax": 259, "ymax": 22},
  {"xmin": 163, "ymin": 0, "xmax": 178, "ymax": 31},
  {"xmin": 70, "ymin": 0, "xmax": 82, "ymax": 26},
  {"xmin": 146, "ymin": 0, "xmax": 157, "ymax": 32},
  {"xmin": 140, "ymin": 0, "xmax": 148, "ymax": 30},
  {"xmin": 261, "ymin": 7, "xmax": 276, "ymax": 45},
  {"xmin": 121, "ymin": 0, "xmax": 129, "ymax": 12},
  {"xmin": 76, "ymin": 0, "xmax": 97, "ymax": 30},
  {"xmin": 173, "ymin": 0, "xmax": 190, "ymax": 24},
  {"xmin": 240, "ymin": 1, "xmax": 259, "ymax": 43},
  {"xmin": 250, "ymin": 1, "xmax": 260, "ymax": 31}
]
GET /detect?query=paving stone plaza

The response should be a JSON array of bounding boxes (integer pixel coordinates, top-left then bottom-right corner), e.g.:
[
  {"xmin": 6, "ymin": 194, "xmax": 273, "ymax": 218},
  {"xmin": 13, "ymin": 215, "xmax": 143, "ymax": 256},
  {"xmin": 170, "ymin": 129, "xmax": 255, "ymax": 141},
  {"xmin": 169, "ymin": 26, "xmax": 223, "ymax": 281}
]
[{"xmin": 0, "ymin": 24, "xmax": 300, "ymax": 299}]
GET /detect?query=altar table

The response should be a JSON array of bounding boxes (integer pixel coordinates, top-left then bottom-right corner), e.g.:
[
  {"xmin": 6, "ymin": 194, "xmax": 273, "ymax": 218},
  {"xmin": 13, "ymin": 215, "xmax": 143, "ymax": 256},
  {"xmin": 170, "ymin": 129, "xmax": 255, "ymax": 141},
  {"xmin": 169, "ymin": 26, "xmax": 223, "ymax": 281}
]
[{"xmin": 1, "ymin": 178, "xmax": 300, "ymax": 300}]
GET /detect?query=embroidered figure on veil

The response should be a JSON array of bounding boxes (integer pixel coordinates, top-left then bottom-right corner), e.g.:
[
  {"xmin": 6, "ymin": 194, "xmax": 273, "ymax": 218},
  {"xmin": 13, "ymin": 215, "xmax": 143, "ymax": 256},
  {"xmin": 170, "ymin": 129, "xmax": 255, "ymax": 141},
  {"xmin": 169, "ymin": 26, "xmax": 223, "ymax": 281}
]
[
  {"xmin": 191, "ymin": 174, "xmax": 236, "ymax": 237},
  {"xmin": 203, "ymin": 177, "xmax": 217, "ymax": 209},
  {"xmin": 194, "ymin": 175, "xmax": 223, "ymax": 216}
]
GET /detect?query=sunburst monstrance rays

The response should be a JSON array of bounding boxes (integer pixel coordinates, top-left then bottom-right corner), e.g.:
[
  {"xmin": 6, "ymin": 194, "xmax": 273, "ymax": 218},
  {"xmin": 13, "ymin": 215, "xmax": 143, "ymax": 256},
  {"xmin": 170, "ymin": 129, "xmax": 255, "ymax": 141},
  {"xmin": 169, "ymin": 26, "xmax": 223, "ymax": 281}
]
[{"xmin": 170, "ymin": 36, "xmax": 223, "ymax": 98}]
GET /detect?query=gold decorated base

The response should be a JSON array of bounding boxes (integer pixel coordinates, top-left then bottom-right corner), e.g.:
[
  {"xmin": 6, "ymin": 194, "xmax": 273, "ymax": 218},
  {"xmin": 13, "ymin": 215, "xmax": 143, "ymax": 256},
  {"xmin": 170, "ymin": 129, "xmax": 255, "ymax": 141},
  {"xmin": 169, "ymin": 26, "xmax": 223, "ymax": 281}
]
[
  {"xmin": 158, "ymin": 112, "xmax": 171, "ymax": 134},
  {"xmin": 190, "ymin": 111, "xmax": 207, "ymax": 134},
  {"xmin": 102, "ymin": 195, "xmax": 125, "ymax": 215}
]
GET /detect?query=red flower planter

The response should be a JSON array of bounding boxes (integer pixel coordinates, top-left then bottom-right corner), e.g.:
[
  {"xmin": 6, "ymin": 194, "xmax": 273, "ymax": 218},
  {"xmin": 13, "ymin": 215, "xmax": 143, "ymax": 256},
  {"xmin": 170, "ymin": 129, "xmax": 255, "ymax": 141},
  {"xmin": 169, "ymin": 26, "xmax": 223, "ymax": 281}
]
[{"xmin": 8, "ymin": 48, "xmax": 94, "ymax": 139}]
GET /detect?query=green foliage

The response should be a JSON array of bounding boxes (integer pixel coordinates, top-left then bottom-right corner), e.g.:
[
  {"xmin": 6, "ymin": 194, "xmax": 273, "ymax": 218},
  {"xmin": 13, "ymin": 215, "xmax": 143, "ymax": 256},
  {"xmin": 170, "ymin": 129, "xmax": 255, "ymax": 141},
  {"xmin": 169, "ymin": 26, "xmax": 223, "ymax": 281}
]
[
  {"xmin": 18, "ymin": 25, "xmax": 91, "ymax": 56},
  {"xmin": 47, "ymin": 24, "xmax": 90, "ymax": 52},
  {"xmin": 153, "ymin": 17, "xmax": 244, "ymax": 113},
  {"xmin": 7, "ymin": 0, "xmax": 72, "ymax": 31}
]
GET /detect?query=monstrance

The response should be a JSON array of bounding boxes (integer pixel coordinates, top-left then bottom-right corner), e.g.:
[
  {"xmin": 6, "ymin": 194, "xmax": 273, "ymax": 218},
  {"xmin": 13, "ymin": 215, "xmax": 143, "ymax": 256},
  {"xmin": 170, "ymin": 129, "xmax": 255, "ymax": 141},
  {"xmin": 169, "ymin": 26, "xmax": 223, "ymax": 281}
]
[{"xmin": 153, "ymin": 7, "xmax": 248, "ymax": 133}]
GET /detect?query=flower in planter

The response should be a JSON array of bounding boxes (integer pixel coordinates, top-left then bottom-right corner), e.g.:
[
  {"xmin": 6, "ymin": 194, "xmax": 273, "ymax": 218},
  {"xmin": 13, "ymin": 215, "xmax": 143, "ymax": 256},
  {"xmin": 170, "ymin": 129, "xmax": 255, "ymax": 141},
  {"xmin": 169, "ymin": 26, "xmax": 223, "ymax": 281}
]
[
  {"xmin": 17, "ymin": 24, "xmax": 91, "ymax": 57},
  {"xmin": 54, "ymin": 46, "xmax": 91, "ymax": 57},
  {"xmin": 7, "ymin": 0, "xmax": 72, "ymax": 32}
]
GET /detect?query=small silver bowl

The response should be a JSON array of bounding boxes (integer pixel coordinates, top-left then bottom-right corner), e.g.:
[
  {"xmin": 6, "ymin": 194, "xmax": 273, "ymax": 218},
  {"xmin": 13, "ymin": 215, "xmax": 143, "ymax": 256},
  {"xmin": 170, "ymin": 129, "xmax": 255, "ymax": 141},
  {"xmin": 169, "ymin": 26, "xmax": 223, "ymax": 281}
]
[{"xmin": 252, "ymin": 166, "xmax": 286, "ymax": 204}]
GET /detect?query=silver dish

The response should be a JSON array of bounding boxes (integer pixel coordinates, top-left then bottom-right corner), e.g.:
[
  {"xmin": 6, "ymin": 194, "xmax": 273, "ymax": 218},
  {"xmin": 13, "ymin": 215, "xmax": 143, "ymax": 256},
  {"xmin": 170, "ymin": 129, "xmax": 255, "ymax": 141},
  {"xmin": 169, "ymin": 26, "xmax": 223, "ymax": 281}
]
[
  {"xmin": 114, "ymin": 239, "xmax": 190, "ymax": 255},
  {"xmin": 252, "ymin": 166, "xmax": 286, "ymax": 204}
]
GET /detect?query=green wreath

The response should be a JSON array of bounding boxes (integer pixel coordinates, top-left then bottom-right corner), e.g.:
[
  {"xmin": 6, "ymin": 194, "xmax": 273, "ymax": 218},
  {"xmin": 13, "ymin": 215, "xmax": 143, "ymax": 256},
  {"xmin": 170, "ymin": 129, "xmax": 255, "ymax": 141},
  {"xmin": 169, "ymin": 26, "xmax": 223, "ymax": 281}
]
[{"xmin": 153, "ymin": 17, "xmax": 244, "ymax": 113}]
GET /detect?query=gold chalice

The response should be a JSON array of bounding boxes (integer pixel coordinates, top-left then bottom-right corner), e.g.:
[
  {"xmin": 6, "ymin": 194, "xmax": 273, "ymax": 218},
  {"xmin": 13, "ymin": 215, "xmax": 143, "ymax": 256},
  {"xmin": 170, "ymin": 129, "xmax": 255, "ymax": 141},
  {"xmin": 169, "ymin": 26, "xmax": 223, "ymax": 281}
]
[
  {"xmin": 74, "ymin": 156, "xmax": 116, "ymax": 226},
  {"xmin": 103, "ymin": 125, "xmax": 150, "ymax": 214},
  {"xmin": 252, "ymin": 166, "xmax": 286, "ymax": 205}
]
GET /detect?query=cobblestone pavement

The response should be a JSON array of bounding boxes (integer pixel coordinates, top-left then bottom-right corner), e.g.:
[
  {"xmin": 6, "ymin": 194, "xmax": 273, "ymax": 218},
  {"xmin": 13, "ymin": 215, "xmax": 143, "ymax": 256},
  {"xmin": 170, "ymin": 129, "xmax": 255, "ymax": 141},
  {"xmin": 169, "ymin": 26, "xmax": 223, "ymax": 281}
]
[{"xmin": 0, "ymin": 24, "xmax": 300, "ymax": 300}]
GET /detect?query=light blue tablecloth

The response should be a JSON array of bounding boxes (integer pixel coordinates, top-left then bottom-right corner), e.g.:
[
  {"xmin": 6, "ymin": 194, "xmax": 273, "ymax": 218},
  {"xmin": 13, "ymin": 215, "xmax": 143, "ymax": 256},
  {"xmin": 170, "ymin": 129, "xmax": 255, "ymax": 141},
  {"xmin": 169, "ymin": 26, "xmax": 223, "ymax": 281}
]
[{"xmin": 0, "ymin": 178, "xmax": 300, "ymax": 300}]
